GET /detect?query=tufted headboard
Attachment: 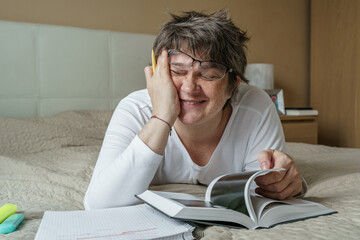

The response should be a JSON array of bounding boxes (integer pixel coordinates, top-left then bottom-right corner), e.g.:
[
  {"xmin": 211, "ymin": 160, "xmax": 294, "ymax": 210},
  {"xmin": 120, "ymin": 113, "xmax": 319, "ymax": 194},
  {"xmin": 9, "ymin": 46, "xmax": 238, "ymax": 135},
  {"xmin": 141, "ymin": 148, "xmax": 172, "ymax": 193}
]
[{"xmin": 0, "ymin": 20, "xmax": 156, "ymax": 118}]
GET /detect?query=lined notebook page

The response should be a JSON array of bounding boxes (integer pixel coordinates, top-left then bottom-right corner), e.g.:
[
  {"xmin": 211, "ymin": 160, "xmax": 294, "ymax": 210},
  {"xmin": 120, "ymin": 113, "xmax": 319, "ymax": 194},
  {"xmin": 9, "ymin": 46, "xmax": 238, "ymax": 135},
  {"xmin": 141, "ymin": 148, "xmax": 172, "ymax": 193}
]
[{"xmin": 35, "ymin": 204, "xmax": 194, "ymax": 240}]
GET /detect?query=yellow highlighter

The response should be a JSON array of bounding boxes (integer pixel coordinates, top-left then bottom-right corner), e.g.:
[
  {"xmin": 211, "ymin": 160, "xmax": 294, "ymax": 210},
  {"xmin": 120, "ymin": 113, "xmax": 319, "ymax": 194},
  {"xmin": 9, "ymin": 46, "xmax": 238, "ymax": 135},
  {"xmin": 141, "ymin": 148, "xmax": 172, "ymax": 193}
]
[
  {"xmin": 152, "ymin": 49, "xmax": 156, "ymax": 72},
  {"xmin": 0, "ymin": 204, "xmax": 17, "ymax": 224}
]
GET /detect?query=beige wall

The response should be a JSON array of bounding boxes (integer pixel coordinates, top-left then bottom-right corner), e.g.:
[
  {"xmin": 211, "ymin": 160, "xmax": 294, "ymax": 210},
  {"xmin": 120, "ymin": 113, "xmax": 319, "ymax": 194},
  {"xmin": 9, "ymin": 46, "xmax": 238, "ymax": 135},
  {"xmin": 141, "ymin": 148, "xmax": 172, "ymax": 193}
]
[
  {"xmin": 0, "ymin": 0, "xmax": 310, "ymax": 107},
  {"xmin": 311, "ymin": 0, "xmax": 360, "ymax": 148}
]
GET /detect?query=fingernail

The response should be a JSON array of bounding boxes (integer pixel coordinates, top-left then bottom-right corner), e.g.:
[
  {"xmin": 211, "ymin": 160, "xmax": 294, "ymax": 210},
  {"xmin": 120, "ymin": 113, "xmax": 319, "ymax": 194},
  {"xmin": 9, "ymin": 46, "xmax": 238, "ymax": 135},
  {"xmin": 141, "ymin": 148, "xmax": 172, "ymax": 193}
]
[{"xmin": 261, "ymin": 161, "xmax": 268, "ymax": 170}]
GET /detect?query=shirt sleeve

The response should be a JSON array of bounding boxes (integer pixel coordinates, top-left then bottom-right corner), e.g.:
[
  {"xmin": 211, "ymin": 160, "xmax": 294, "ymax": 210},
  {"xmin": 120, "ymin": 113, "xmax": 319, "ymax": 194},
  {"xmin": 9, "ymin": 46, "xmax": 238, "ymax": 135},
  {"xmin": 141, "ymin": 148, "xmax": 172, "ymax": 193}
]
[
  {"xmin": 242, "ymin": 93, "xmax": 308, "ymax": 197},
  {"xmin": 243, "ymin": 103, "xmax": 285, "ymax": 172},
  {"xmin": 84, "ymin": 97, "xmax": 163, "ymax": 210}
]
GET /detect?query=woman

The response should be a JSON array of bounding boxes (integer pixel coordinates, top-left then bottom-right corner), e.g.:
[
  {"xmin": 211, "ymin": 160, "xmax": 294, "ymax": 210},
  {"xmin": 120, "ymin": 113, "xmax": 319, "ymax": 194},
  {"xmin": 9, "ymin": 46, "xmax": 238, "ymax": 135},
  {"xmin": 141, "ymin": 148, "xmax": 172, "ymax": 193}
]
[{"xmin": 84, "ymin": 10, "xmax": 304, "ymax": 210}]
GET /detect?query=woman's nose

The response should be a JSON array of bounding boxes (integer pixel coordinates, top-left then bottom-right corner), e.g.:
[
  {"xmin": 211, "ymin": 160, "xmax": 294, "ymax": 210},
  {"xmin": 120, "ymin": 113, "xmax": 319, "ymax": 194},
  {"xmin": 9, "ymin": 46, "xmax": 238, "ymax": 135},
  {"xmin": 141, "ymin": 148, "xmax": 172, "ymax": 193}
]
[{"xmin": 181, "ymin": 67, "xmax": 201, "ymax": 91}]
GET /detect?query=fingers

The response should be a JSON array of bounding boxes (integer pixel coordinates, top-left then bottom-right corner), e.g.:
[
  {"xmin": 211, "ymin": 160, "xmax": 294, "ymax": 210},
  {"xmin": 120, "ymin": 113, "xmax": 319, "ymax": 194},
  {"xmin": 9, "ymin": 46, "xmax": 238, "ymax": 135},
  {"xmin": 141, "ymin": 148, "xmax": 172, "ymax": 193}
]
[
  {"xmin": 255, "ymin": 150, "xmax": 303, "ymax": 199},
  {"xmin": 256, "ymin": 150, "xmax": 289, "ymax": 185},
  {"xmin": 144, "ymin": 66, "xmax": 153, "ymax": 83},
  {"xmin": 271, "ymin": 150, "xmax": 292, "ymax": 169},
  {"xmin": 156, "ymin": 49, "xmax": 169, "ymax": 71},
  {"xmin": 257, "ymin": 150, "xmax": 274, "ymax": 170},
  {"xmin": 145, "ymin": 49, "xmax": 168, "ymax": 79},
  {"xmin": 255, "ymin": 180, "xmax": 301, "ymax": 200},
  {"xmin": 255, "ymin": 170, "xmax": 286, "ymax": 186},
  {"xmin": 256, "ymin": 167, "xmax": 293, "ymax": 193},
  {"xmin": 144, "ymin": 49, "xmax": 180, "ymax": 124}
]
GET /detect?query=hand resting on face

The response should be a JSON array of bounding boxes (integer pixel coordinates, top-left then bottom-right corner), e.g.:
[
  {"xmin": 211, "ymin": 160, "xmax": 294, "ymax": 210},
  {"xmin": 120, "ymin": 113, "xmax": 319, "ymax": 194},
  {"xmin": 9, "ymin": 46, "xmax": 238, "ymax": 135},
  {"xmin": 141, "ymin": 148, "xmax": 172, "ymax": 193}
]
[{"xmin": 144, "ymin": 49, "xmax": 180, "ymax": 126}]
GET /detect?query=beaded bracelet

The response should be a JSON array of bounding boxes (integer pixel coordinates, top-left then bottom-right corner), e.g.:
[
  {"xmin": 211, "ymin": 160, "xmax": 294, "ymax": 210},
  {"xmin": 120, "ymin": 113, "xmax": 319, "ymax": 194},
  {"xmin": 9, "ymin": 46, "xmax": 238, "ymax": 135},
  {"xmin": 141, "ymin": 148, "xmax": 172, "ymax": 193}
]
[{"xmin": 151, "ymin": 115, "xmax": 172, "ymax": 135}]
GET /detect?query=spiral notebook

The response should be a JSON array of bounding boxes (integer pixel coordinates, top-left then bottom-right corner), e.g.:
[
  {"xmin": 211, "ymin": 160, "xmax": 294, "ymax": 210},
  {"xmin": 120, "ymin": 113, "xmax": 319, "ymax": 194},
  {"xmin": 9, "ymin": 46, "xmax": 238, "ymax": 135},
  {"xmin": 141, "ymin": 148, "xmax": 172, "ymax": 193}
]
[{"xmin": 35, "ymin": 204, "xmax": 194, "ymax": 240}]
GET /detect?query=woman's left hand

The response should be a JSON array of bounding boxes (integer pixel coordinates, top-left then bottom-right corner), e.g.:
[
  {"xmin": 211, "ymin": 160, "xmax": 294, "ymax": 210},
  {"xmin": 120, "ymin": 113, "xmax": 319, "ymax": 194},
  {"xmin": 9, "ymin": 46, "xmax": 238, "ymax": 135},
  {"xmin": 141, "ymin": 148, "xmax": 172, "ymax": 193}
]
[{"xmin": 254, "ymin": 149, "xmax": 303, "ymax": 200}]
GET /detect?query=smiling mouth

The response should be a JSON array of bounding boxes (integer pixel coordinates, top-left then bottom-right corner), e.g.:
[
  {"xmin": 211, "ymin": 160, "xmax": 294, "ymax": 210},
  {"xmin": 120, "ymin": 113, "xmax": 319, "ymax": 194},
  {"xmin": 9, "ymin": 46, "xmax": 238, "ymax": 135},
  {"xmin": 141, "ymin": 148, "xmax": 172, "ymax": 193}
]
[{"xmin": 182, "ymin": 100, "xmax": 205, "ymax": 105}]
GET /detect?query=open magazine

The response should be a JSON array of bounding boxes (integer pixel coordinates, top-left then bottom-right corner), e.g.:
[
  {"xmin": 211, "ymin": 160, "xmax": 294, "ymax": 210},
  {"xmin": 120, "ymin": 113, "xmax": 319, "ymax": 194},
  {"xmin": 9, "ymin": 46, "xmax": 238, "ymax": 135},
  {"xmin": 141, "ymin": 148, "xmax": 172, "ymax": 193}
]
[{"xmin": 136, "ymin": 169, "xmax": 336, "ymax": 229}]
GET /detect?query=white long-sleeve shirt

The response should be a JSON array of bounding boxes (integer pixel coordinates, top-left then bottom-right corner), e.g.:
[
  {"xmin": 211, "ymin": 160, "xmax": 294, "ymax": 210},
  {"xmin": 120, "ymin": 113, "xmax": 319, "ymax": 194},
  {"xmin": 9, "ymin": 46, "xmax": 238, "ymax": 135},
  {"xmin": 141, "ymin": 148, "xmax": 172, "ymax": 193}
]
[{"xmin": 84, "ymin": 83, "xmax": 285, "ymax": 210}]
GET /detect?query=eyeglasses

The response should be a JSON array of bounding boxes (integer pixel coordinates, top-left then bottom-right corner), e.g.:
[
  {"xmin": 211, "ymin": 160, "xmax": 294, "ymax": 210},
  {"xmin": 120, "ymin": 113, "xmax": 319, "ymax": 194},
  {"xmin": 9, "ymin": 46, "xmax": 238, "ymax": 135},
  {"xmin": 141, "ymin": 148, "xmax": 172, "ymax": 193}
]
[{"xmin": 167, "ymin": 49, "xmax": 233, "ymax": 81}]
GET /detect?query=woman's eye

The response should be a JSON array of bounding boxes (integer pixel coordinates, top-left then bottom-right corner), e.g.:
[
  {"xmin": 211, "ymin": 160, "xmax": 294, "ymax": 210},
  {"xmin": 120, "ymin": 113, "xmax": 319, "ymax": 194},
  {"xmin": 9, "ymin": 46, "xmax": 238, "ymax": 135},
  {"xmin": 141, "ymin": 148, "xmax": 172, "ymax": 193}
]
[
  {"xmin": 171, "ymin": 69, "xmax": 187, "ymax": 76},
  {"xmin": 203, "ymin": 75, "xmax": 218, "ymax": 80}
]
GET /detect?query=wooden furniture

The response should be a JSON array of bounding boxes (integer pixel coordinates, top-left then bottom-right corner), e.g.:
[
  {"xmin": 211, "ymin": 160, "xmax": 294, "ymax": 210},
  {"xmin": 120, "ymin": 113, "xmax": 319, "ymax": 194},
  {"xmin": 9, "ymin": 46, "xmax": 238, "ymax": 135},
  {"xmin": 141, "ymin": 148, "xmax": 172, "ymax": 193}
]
[
  {"xmin": 280, "ymin": 115, "xmax": 318, "ymax": 144},
  {"xmin": 311, "ymin": 0, "xmax": 360, "ymax": 147}
]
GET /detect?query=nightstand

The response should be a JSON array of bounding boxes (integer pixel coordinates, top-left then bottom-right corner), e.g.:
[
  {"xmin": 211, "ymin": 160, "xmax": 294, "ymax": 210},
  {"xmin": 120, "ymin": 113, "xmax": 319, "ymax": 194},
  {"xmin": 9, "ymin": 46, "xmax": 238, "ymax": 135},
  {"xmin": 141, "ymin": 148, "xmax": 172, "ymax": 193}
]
[{"xmin": 280, "ymin": 115, "xmax": 318, "ymax": 144}]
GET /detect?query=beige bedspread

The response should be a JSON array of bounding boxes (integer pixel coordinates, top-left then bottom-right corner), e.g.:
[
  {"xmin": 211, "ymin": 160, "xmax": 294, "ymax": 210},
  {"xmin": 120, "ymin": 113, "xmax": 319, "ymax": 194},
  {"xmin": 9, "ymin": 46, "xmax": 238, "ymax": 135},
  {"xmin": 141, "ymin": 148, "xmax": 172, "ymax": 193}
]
[{"xmin": 1, "ymin": 111, "xmax": 359, "ymax": 239}]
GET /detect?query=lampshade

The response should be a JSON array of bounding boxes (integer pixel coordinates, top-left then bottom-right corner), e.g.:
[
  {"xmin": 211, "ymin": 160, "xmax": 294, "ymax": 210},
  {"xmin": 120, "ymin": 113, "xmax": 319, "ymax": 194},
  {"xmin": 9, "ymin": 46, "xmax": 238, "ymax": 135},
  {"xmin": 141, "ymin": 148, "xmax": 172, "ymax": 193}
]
[{"xmin": 245, "ymin": 63, "xmax": 274, "ymax": 89}]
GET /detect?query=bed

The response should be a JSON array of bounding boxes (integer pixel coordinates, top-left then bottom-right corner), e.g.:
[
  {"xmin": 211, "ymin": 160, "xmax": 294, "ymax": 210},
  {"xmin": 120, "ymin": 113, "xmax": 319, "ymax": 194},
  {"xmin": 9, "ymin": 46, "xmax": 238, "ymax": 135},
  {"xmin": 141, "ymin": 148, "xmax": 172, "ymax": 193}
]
[
  {"xmin": 1, "ymin": 110, "xmax": 360, "ymax": 239},
  {"xmin": 1, "ymin": 20, "xmax": 360, "ymax": 240}
]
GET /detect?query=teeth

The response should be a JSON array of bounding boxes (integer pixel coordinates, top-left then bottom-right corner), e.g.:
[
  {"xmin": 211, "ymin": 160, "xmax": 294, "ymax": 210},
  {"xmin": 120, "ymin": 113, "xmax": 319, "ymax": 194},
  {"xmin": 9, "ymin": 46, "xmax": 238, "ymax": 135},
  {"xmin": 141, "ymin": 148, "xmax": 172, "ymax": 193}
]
[{"xmin": 183, "ymin": 100, "xmax": 203, "ymax": 104}]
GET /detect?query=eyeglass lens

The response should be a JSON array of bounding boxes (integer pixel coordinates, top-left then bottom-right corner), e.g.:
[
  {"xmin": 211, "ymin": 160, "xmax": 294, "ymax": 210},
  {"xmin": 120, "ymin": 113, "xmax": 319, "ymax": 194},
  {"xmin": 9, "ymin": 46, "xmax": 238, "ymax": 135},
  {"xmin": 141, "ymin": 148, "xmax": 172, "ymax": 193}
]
[{"xmin": 168, "ymin": 50, "xmax": 227, "ymax": 80}]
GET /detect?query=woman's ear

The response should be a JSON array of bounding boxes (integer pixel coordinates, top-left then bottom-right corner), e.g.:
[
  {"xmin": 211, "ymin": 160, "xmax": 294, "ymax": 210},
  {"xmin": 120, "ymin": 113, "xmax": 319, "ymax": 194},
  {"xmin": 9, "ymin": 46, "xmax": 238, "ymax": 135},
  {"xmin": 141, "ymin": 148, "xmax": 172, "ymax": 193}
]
[
  {"xmin": 232, "ymin": 75, "xmax": 241, "ymax": 92},
  {"xmin": 228, "ymin": 75, "xmax": 242, "ymax": 98},
  {"xmin": 235, "ymin": 75, "xmax": 242, "ymax": 87}
]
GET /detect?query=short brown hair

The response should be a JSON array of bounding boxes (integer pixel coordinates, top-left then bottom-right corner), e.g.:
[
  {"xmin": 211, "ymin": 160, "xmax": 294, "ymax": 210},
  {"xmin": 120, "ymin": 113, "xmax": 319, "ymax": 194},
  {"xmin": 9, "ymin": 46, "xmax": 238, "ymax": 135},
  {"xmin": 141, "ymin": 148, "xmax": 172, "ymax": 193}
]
[{"xmin": 153, "ymin": 9, "xmax": 250, "ymax": 92}]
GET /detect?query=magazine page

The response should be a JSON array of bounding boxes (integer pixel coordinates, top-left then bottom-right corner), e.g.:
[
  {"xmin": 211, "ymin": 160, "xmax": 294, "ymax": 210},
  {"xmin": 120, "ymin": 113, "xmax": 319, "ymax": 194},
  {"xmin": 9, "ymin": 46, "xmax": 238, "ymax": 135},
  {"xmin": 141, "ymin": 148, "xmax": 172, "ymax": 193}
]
[
  {"xmin": 156, "ymin": 191, "xmax": 215, "ymax": 209},
  {"xmin": 205, "ymin": 171, "xmax": 258, "ymax": 217},
  {"xmin": 244, "ymin": 168, "xmax": 285, "ymax": 223},
  {"xmin": 138, "ymin": 190, "xmax": 257, "ymax": 229},
  {"xmin": 250, "ymin": 194, "xmax": 285, "ymax": 220}
]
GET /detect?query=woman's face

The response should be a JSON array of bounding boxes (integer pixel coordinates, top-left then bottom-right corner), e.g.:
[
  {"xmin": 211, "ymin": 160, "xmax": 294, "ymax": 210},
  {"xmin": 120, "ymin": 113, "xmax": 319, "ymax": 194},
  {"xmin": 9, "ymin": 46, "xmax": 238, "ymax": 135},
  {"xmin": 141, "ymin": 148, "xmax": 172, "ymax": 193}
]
[{"xmin": 169, "ymin": 49, "xmax": 233, "ymax": 126}]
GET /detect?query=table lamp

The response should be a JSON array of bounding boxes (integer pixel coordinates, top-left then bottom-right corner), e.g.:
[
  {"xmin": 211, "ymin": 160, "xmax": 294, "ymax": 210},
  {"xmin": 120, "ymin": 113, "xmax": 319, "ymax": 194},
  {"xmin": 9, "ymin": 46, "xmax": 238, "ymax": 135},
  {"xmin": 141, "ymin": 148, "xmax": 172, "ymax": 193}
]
[{"xmin": 245, "ymin": 63, "xmax": 274, "ymax": 89}]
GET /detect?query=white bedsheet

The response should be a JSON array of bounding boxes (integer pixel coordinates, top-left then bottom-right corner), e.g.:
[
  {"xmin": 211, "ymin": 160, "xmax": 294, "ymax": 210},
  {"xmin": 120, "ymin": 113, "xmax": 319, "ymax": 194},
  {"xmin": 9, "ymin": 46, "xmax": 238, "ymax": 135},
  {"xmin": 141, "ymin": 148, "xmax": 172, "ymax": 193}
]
[{"xmin": 1, "ymin": 111, "xmax": 359, "ymax": 239}]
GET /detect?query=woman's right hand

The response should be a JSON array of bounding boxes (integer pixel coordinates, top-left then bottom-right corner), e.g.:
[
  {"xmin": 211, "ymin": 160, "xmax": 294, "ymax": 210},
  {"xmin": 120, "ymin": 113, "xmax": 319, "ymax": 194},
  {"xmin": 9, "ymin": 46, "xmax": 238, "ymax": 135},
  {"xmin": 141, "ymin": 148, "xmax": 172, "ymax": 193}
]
[{"xmin": 144, "ymin": 49, "xmax": 180, "ymax": 126}]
